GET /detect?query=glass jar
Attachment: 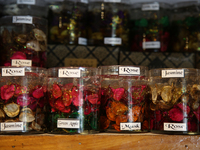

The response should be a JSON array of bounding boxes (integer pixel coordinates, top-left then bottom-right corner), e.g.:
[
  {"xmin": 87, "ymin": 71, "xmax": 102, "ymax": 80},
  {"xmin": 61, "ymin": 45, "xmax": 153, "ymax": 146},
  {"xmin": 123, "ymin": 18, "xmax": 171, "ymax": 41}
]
[
  {"xmin": 0, "ymin": 67, "xmax": 47, "ymax": 134},
  {"xmin": 0, "ymin": 16, "xmax": 47, "ymax": 67},
  {"xmin": 99, "ymin": 65, "xmax": 149, "ymax": 132},
  {"xmin": 47, "ymin": 67, "xmax": 100, "ymax": 134},
  {"xmin": 3, "ymin": 0, "xmax": 48, "ymax": 18},
  {"xmin": 129, "ymin": 0, "xmax": 171, "ymax": 52},
  {"xmin": 48, "ymin": 0, "xmax": 88, "ymax": 45},
  {"xmin": 169, "ymin": 0, "xmax": 199, "ymax": 52},
  {"xmin": 88, "ymin": 0, "xmax": 130, "ymax": 46},
  {"xmin": 149, "ymin": 68, "xmax": 200, "ymax": 134}
]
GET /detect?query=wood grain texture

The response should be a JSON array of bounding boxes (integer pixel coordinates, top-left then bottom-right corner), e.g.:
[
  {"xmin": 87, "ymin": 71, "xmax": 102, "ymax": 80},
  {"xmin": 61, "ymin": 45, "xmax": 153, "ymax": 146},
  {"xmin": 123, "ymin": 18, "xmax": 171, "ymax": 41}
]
[{"xmin": 0, "ymin": 133, "xmax": 200, "ymax": 150}]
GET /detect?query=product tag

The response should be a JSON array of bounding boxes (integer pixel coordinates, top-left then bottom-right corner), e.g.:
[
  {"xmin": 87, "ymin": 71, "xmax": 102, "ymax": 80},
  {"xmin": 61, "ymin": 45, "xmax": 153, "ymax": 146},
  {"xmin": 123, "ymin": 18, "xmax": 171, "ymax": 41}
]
[
  {"xmin": 142, "ymin": 41, "xmax": 161, "ymax": 49},
  {"xmin": 78, "ymin": 37, "xmax": 87, "ymax": 45},
  {"xmin": 104, "ymin": 0, "xmax": 121, "ymax": 2},
  {"xmin": 162, "ymin": 69, "xmax": 184, "ymax": 78},
  {"xmin": 12, "ymin": 16, "xmax": 33, "ymax": 24},
  {"xmin": 142, "ymin": 2, "xmax": 159, "ymax": 11},
  {"xmin": 57, "ymin": 119, "xmax": 80, "ymax": 129},
  {"xmin": 81, "ymin": 0, "xmax": 88, "ymax": 4},
  {"xmin": 164, "ymin": 123, "xmax": 187, "ymax": 131},
  {"xmin": 17, "ymin": 0, "xmax": 36, "ymax": 5},
  {"xmin": 11, "ymin": 59, "xmax": 32, "ymax": 67},
  {"xmin": 2, "ymin": 68, "xmax": 25, "ymax": 76},
  {"xmin": 58, "ymin": 69, "xmax": 81, "ymax": 78},
  {"xmin": 119, "ymin": 67, "xmax": 140, "ymax": 76},
  {"xmin": 120, "ymin": 122, "xmax": 141, "ymax": 130},
  {"xmin": 0, "ymin": 122, "xmax": 24, "ymax": 131},
  {"xmin": 104, "ymin": 37, "xmax": 122, "ymax": 45}
]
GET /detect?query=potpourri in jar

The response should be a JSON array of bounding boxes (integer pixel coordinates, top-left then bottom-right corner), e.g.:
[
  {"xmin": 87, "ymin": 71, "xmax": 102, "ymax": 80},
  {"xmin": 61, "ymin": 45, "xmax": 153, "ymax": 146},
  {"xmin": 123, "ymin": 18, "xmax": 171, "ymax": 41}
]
[
  {"xmin": 129, "ymin": 1, "xmax": 171, "ymax": 52},
  {"xmin": 88, "ymin": 0, "xmax": 130, "ymax": 46},
  {"xmin": 47, "ymin": 67, "xmax": 100, "ymax": 134},
  {"xmin": 0, "ymin": 16, "xmax": 47, "ymax": 67},
  {"xmin": 169, "ymin": 0, "xmax": 199, "ymax": 52},
  {"xmin": 0, "ymin": 67, "xmax": 48, "ymax": 134},
  {"xmin": 149, "ymin": 68, "xmax": 200, "ymax": 134},
  {"xmin": 99, "ymin": 65, "xmax": 149, "ymax": 132},
  {"xmin": 48, "ymin": 0, "xmax": 88, "ymax": 45}
]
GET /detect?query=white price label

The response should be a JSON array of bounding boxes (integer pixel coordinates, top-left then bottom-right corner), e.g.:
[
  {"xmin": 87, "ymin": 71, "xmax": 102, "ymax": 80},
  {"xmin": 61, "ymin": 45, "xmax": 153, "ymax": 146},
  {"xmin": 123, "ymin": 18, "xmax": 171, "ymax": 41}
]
[
  {"xmin": 12, "ymin": 16, "xmax": 33, "ymax": 24},
  {"xmin": 142, "ymin": 2, "xmax": 159, "ymax": 11},
  {"xmin": 58, "ymin": 69, "xmax": 81, "ymax": 78},
  {"xmin": 2, "ymin": 68, "xmax": 25, "ymax": 76},
  {"xmin": 104, "ymin": 0, "xmax": 121, "ymax": 2},
  {"xmin": 162, "ymin": 69, "xmax": 184, "ymax": 78},
  {"xmin": 0, "ymin": 122, "xmax": 24, "ymax": 131},
  {"xmin": 12, "ymin": 59, "xmax": 32, "ymax": 67},
  {"xmin": 78, "ymin": 37, "xmax": 87, "ymax": 45},
  {"xmin": 17, "ymin": 0, "xmax": 36, "ymax": 5},
  {"xmin": 164, "ymin": 123, "xmax": 187, "ymax": 131},
  {"xmin": 81, "ymin": 0, "xmax": 88, "ymax": 4},
  {"xmin": 120, "ymin": 122, "xmax": 141, "ymax": 131},
  {"xmin": 104, "ymin": 37, "xmax": 122, "ymax": 45},
  {"xmin": 119, "ymin": 67, "xmax": 140, "ymax": 76},
  {"xmin": 142, "ymin": 41, "xmax": 161, "ymax": 49},
  {"xmin": 57, "ymin": 119, "xmax": 80, "ymax": 129}
]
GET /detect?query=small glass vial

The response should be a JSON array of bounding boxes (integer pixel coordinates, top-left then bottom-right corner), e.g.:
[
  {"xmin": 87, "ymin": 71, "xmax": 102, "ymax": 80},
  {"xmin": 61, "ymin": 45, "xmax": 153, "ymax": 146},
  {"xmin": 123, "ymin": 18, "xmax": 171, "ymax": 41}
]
[
  {"xmin": 47, "ymin": 67, "xmax": 100, "ymax": 134},
  {"xmin": 3, "ymin": 0, "xmax": 48, "ymax": 18},
  {"xmin": 170, "ymin": 0, "xmax": 199, "ymax": 52},
  {"xmin": 149, "ymin": 68, "xmax": 200, "ymax": 134},
  {"xmin": 0, "ymin": 67, "xmax": 47, "ymax": 134},
  {"xmin": 48, "ymin": 0, "xmax": 88, "ymax": 45},
  {"xmin": 88, "ymin": 0, "xmax": 130, "ymax": 46},
  {"xmin": 99, "ymin": 65, "xmax": 149, "ymax": 133},
  {"xmin": 0, "ymin": 16, "xmax": 47, "ymax": 67},
  {"xmin": 130, "ymin": 0, "xmax": 171, "ymax": 52}
]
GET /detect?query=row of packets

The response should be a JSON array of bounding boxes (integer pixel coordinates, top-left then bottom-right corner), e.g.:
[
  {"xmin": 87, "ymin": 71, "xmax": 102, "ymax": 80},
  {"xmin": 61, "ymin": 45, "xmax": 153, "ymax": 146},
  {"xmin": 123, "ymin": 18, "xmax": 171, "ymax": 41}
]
[{"xmin": 0, "ymin": 66, "xmax": 200, "ymax": 134}]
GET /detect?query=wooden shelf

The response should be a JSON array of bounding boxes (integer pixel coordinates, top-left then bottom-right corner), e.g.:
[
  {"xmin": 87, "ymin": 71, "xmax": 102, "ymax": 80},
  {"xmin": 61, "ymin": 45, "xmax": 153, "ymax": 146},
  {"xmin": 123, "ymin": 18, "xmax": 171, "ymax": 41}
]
[{"xmin": 0, "ymin": 133, "xmax": 200, "ymax": 150}]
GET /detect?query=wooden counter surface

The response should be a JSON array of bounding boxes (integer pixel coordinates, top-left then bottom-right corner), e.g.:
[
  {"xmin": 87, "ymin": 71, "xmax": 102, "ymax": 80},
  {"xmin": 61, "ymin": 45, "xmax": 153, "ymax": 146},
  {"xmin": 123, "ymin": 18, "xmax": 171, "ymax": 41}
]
[{"xmin": 0, "ymin": 133, "xmax": 200, "ymax": 150}]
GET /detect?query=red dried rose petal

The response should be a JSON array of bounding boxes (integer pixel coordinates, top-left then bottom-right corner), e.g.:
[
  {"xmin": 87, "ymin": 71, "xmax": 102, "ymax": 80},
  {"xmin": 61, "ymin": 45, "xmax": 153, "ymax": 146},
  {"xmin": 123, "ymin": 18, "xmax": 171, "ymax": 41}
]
[
  {"xmin": 169, "ymin": 107, "xmax": 184, "ymax": 122},
  {"xmin": 17, "ymin": 94, "xmax": 31, "ymax": 107},
  {"xmin": 10, "ymin": 51, "xmax": 27, "ymax": 59},
  {"xmin": 52, "ymin": 84, "xmax": 62, "ymax": 99},
  {"xmin": 54, "ymin": 98, "xmax": 65, "ymax": 111},
  {"xmin": 113, "ymin": 88, "xmax": 124, "ymax": 101},
  {"xmin": 4, "ymin": 62, "xmax": 11, "ymax": 66},
  {"xmin": 176, "ymin": 103, "xmax": 190, "ymax": 114},
  {"xmin": 84, "ymin": 105, "xmax": 91, "ymax": 115},
  {"xmin": 193, "ymin": 106, "xmax": 200, "ymax": 121},
  {"xmin": 49, "ymin": 98, "xmax": 55, "ymax": 108},
  {"xmin": 130, "ymin": 85, "xmax": 146, "ymax": 104},
  {"xmin": 71, "ymin": 86, "xmax": 83, "ymax": 106},
  {"xmin": 71, "ymin": 86, "xmax": 78, "ymax": 97},
  {"xmin": 32, "ymin": 87, "xmax": 44, "ymax": 99},
  {"xmin": 1, "ymin": 84, "xmax": 15, "ymax": 100},
  {"xmin": 32, "ymin": 55, "xmax": 40, "ymax": 63},
  {"xmin": 72, "ymin": 95, "xmax": 83, "ymax": 107},
  {"xmin": 54, "ymin": 98, "xmax": 71, "ymax": 113},
  {"xmin": 91, "ymin": 105, "xmax": 99, "ymax": 112},
  {"xmin": 51, "ymin": 107, "xmax": 56, "ymax": 112},
  {"xmin": 188, "ymin": 119, "xmax": 197, "ymax": 132},
  {"xmin": 38, "ymin": 98, "xmax": 45, "ymax": 108},
  {"xmin": 29, "ymin": 97, "xmax": 38, "ymax": 110},
  {"xmin": 63, "ymin": 91, "xmax": 72, "ymax": 106},
  {"xmin": 61, "ymin": 107, "xmax": 71, "ymax": 113},
  {"xmin": 87, "ymin": 94, "xmax": 99, "ymax": 104},
  {"xmin": 63, "ymin": 83, "xmax": 74, "ymax": 91},
  {"xmin": 155, "ymin": 110, "xmax": 162, "ymax": 122}
]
